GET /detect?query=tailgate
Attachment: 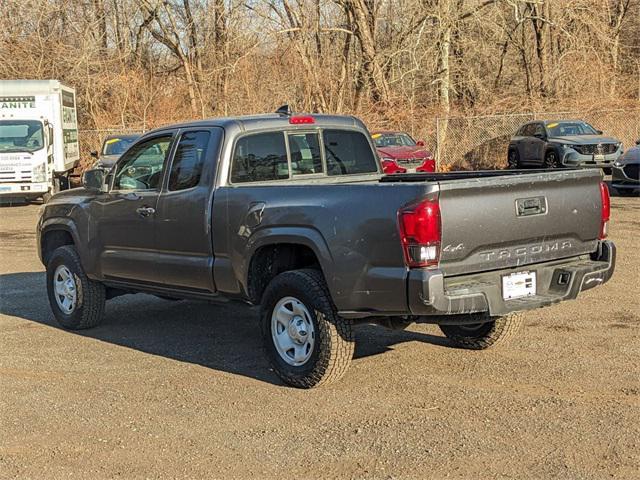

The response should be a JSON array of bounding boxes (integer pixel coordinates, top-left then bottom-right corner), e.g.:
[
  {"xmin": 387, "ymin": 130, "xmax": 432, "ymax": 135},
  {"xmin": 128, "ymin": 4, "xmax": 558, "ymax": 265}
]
[{"xmin": 437, "ymin": 169, "xmax": 603, "ymax": 276}]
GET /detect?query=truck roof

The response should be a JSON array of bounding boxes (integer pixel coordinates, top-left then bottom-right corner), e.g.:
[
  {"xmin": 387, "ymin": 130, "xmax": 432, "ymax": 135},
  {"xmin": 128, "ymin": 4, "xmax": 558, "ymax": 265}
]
[
  {"xmin": 143, "ymin": 113, "xmax": 367, "ymax": 137},
  {"xmin": 0, "ymin": 80, "xmax": 75, "ymax": 95}
]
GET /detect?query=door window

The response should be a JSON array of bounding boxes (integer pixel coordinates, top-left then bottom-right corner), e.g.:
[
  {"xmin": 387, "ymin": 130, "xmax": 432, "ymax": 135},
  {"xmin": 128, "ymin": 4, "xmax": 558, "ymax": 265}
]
[
  {"xmin": 231, "ymin": 132, "xmax": 288, "ymax": 183},
  {"xmin": 168, "ymin": 131, "xmax": 210, "ymax": 191},
  {"xmin": 288, "ymin": 132, "xmax": 323, "ymax": 175},
  {"xmin": 533, "ymin": 124, "xmax": 545, "ymax": 138},
  {"xmin": 521, "ymin": 124, "xmax": 535, "ymax": 136},
  {"xmin": 113, "ymin": 135, "xmax": 173, "ymax": 191}
]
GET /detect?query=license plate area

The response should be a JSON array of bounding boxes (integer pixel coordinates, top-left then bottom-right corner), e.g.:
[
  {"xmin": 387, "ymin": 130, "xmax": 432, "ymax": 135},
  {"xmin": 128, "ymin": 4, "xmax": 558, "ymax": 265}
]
[{"xmin": 502, "ymin": 271, "xmax": 536, "ymax": 300}]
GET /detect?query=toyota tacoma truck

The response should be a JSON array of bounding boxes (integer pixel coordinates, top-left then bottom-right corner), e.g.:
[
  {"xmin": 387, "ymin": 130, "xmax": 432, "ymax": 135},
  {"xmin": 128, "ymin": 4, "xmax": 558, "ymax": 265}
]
[{"xmin": 37, "ymin": 110, "xmax": 616, "ymax": 388}]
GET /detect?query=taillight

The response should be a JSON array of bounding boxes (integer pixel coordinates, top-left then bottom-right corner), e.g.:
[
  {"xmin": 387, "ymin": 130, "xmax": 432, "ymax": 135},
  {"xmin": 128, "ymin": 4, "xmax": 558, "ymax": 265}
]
[
  {"xmin": 398, "ymin": 197, "xmax": 441, "ymax": 268},
  {"xmin": 599, "ymin": 181, "xmax": 610, "ymax": 239},
  {"xmin": 289, "ymin": 116, "xmax": 315, "ymax": 124}
]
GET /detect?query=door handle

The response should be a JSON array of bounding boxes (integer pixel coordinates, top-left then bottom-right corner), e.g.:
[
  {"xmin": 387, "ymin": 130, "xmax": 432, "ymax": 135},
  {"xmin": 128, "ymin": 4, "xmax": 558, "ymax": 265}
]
[{"xmin": 136, "ymin": 206, "xmax": 155, "ymax": 217}]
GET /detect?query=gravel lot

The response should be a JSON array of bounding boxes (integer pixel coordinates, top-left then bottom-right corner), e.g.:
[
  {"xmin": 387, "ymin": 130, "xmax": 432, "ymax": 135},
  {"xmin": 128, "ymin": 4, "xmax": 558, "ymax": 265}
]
[{"xmin": 1, "ymin": 193, "xmax": 639, "ymax": 479}]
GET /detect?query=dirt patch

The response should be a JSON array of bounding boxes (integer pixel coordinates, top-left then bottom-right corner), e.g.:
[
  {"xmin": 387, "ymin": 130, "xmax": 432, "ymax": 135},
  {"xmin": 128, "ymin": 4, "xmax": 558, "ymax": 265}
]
[{"xmin": 0, "ymin": 199, "xmax": 639, "ymax": 479}]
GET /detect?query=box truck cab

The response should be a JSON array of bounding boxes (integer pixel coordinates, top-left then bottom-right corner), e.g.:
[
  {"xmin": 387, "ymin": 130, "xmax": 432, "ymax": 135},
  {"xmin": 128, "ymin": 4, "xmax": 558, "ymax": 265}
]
[{"xmin": 0, "ymin": 80, "xmax": 79, "ymax": 202}]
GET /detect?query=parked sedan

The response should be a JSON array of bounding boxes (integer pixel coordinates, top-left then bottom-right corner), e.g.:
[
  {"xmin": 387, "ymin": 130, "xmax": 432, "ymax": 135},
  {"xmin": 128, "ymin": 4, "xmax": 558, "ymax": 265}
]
[
  {"xmin": 372, "ymin": 131, "xmax": 435, "ymax": 172},
  {"xmin": 508, "ymin": 120, "xmax": 622, "ymax": 170},
  {"xmin": 612, "ymin": 139, "xmax": 640, "ymax": 195},
  {"xmin": 91, "ymin": 134, "xmax": 140, "ymax": 169}
]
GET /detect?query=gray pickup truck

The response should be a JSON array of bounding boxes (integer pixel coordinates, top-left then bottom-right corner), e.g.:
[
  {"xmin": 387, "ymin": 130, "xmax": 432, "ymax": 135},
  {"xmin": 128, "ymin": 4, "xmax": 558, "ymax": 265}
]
[{"xmin": 37, "ymin": 111, "xmax": 616, "ymax": 388}]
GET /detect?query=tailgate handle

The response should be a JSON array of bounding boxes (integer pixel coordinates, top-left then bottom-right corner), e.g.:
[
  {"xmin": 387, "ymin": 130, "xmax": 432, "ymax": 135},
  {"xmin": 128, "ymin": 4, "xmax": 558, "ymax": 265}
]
[{"xmin": 516, "ymin": 196, "xmax": 547, "ymax": 217}]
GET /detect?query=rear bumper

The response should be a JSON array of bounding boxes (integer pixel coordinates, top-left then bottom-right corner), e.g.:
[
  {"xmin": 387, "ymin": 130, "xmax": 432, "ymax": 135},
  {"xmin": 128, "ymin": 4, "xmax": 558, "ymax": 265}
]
[{"xmin": 407, "ymin": 240, "xmax": 615, "ymax": 317}]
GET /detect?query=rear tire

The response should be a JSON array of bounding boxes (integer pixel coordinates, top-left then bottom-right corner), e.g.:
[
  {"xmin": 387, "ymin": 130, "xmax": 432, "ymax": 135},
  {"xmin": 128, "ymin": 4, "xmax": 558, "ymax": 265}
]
[
  {"xmin": 46, "ymin": 245, "xmax": 106, "ymax": 330},
  {"xmin": 260, "ymin": 269, "xmax": 355, "ymax": 388},
  {"xmin": 439, "ymin": 312, "xmax": 523, "ymax": 350}
]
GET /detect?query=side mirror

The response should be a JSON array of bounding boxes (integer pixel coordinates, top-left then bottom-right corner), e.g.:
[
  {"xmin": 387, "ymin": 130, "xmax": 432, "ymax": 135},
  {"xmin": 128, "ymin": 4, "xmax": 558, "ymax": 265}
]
[
  {"xmin": 82, "ymin": 168, "xmax": 106, "ymax": 192},
  {"xmin": 90, "ymin": 150, "xmax": 99, "ymax": 159},
  {"xmin": 596, "ymin": 130, "xmax": 603, "ymax": 135},
  {"xmin": 416, "ymin": 140, "xmax": 426, "ymax": 147},
  {"xmin": 635, "ymin": 139, "xmax": 640, "ymax": 145}
]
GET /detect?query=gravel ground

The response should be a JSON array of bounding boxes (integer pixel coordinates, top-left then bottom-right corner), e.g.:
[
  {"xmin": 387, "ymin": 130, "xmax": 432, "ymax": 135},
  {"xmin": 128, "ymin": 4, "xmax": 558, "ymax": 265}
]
[{"xmin": 0, "ymin": 193, "xmax": 639, "ymax": 479}]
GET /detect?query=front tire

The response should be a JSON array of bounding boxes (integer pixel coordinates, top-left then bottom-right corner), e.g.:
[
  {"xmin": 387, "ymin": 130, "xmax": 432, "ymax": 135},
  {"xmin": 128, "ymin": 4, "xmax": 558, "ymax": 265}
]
[
  {"xmin": 439, "ymin": 312, "xmax": 523, "ymax": 350},
  {"xmin": 543, "ymin": 150, "xmax": 561, "ymax": 168},
  {"xmin": 260, "ymin": 269, "xmax": 354, "ymax": 388},
  {"xmin": 46, "ymin": 245, "xmax": 106, "ymax": 330}
]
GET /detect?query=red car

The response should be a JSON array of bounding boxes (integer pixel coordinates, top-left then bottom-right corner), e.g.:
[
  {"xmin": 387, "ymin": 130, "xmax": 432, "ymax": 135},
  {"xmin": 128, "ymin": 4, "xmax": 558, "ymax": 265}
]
[{"xmin": 372, "ymin": 131, "xmax": 435, "ymax": 174}]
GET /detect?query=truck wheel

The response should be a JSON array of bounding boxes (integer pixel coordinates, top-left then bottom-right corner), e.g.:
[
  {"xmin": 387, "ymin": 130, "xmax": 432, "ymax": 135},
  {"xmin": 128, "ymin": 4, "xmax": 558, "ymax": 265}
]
[
  {"xmin": 46, "ymin": 245, "xmax": 106, "ymax": 330},
  {"xmin": 439, "ymin": 312, "xmax": 523, "ymax": 350},
  {"xmin": 260, "ymin": 269, "xmax": 354, "ymax": 388},
  {"xmin": 507, "ymin": 149, "xmax": 520, "ymax": 169}
]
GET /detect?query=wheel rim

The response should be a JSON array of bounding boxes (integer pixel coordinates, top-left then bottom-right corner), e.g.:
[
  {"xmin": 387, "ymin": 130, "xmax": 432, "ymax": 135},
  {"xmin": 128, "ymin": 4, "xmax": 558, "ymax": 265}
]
[
  {"xmin": 271, "ymin": 296, "xmax": 315, "ymax": 366},
  {"xmin": 508, "ymin": 151, "xmax": 517, "ymax": 167},
  {"xmin": 546, "ymin": 152, "xmax": 557, "ymax": 167},
  {"xmin": 53, "ymin": 265, "xmax": 78, "ymax": 314}
]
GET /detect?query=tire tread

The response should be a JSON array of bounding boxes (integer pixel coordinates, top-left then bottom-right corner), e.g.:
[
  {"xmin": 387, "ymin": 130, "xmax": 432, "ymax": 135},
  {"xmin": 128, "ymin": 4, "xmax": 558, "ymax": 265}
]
[
  {"xmin": 261, "ymin": 268, "xmax": 354, "ymax": 388},
  {"xmin": 47, "ymin": 245, "xmax": 106, "ymax": 330},
  {"xmin": 439, "ymin": 312, "xmax": 523, "ymax": 350}
]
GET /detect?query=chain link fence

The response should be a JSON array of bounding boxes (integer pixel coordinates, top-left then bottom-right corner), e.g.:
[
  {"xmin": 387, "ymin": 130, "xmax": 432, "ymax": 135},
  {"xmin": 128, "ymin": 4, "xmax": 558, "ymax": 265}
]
[
  {"xmin": 75, "ymin": 109, "xmax": 639, "ymax": 174},
  {"xmin": 435, "ymin": 109, "xmax": 640, "ymax": 170}
]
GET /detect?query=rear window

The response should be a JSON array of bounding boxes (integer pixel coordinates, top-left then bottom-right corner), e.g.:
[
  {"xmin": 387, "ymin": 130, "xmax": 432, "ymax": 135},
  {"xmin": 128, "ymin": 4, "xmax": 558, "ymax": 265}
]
[
  {"xmin": 231, "ymin": 132, "xmax": 288, "ymax": 183},
  {"xmin": 323, "ymin": 130, "xmax": 378, "ymax": 176},
  {"xmin": 288, "ymin": 132, "xmax": 323, "ymax": 175},
  {"xmin": 230, "ymin": 128, "xmax": 378, "ymax": 183}
]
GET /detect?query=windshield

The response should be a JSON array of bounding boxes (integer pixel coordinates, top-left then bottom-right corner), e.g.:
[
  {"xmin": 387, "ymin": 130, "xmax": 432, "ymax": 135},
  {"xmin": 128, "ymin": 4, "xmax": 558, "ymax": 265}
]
[
  {"xmin": 546, "ymin": 122, "xmax": 598, "ymax": 137},
  {"xmin": 0, "ymin": 120, "xmax": 44, "ymax": 153},
  {"xmin": 102, "ymin": 137, "xmax": 137, "ymax": 156},
  {"xmin": 372, "ymin": 133, "xmax": 416, "ymax": 148}
]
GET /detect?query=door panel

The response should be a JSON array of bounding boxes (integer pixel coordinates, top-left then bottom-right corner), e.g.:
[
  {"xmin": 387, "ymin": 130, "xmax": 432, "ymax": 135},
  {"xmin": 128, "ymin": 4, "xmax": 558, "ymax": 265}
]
[
  {"xmin": 153, "ymin": 128, "xmax": 222, "ymax": 293},
  {"xmin": 530, "ymin": 124, "xmax": 547, "ymax": 164},
  {"xmin": 96, "ymin": 190, "xmax": 161, "ymax": 282},
  {"xmin": 95, "ymin": 134, "xmax": 174, "ymax": 283}
]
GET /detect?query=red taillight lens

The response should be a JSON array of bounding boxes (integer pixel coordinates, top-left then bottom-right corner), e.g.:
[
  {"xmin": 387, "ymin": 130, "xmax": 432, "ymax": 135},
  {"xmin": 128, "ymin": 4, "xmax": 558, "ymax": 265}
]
[
  {"xmin": 599, "ymin": 181, "xmax": 610, "ymax": 239},
  {"xmin": 289, "ymin": 116, "xmax": 315, "ymax": 124},
  {"xmin": 398, "ymin": 197, "xmax": 441, "ymax": 268}
]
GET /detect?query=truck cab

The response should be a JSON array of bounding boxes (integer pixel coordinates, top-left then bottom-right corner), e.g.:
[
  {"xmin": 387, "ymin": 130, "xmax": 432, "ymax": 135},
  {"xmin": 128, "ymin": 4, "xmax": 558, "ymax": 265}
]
[{"xmin": 0, "ymin": 80, "xmax": 79, "ymax": 202}]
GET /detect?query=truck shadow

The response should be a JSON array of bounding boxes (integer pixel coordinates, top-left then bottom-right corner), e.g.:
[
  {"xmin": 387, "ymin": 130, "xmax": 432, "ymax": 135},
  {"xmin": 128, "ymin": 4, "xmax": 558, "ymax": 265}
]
[{"xmin": 0, "ymin": 271, "xmax": 450, "ymax": 387}]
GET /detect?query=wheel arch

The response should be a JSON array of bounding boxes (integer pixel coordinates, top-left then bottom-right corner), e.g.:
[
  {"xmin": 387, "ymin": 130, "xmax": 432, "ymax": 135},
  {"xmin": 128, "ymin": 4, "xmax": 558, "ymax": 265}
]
[
  {"xmin": 40, "ymin": 220, "xmax": 79, "ymax": 265},
  {"xmin": 244, "ymin": 227, "xmax": 334, "ymax": 304}
]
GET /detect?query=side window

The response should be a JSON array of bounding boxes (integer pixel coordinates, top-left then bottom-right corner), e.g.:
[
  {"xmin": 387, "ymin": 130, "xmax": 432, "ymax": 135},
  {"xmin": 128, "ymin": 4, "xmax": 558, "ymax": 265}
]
[
  {"xmin": 288, "ymin": 132, "xmax": 322, "ymax": 175},
  {"xmin": 521, "ymin": 124, "xmax": 534, "ymax": 136},
  {"xmin": 231, "ymin": 132, "xmax": 288, "ymax": 183},
  {"xmin": 533, "ymin": 124, "xmax": 545, "ymax": 137},
  {"xmin": 323, "ymin": 130, "xmax": 378, "ymax": 176},
  {"xmin": 113, "ymin": 135, "xmax": 173, "ymax": 191},
  {"xmin": 168, "ymin": 130, "xmax": 210, "ymax": 191}
]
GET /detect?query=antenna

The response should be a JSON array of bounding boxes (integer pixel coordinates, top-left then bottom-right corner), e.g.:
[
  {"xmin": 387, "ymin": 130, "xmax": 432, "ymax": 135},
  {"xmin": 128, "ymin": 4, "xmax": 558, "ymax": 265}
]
[{"xmin": 275, "ymin": 104, "xmax": 292, "ymax": 116}]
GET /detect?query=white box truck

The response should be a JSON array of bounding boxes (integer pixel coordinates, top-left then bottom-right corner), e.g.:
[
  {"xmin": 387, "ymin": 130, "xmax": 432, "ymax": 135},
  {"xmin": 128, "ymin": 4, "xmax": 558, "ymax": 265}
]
[{"xmin": 0, "ymin": 80, "xmax": 79, "ymax": 202}]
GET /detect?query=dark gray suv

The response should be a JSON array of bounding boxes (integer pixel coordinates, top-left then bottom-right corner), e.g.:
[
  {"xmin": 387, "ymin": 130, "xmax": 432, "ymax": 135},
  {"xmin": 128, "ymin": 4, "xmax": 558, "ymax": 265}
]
[{"xmin": 508, "ymin": 120, "xmax": 622, "ymax": 170}]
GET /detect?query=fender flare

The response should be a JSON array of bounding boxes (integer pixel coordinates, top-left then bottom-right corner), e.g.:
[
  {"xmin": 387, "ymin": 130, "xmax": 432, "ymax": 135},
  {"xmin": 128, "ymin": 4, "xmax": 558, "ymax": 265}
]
[
  {"xmin": 240, "ymin": 226, "xmax": 335, "ymax": 295},
  {"xmin": 39, "ymin": 219, "xmax": 94, "ymax": 274}
]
